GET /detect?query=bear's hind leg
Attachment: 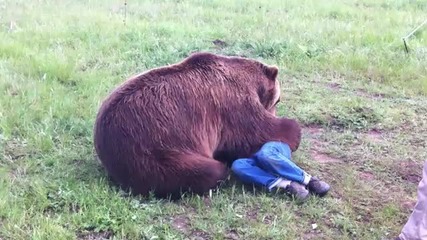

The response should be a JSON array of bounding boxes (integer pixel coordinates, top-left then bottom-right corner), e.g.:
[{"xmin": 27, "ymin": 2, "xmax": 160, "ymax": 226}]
[{"xmin": 154, "ymin": 153, "xmax": 229, "ymax": 199}]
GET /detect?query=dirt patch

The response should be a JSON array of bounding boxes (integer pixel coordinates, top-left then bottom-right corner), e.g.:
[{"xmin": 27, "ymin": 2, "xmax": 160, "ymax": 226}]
[
  {"xmin": 308, "ymin": 130, "xmax": 342, "ymax": 163},
  {"xmin": 356, "ymin": 88, "xmax": 386, "ymax": 100},
  {"xmin": 262, "ymin": 214, "xmax": 275, "ymax": 225},
  {"xmin": 3, "ymin": 138, "xmax": 31, "ymax": 161},
  {"xmin": 310, "ymin": 150, "xmax": 342, "ymax": 163},
  {"xmin": 212, "ymin": 39, "xmax": 227, "ymax": 48},
  {"xmin": 225, "ymin": 229, "xmax": 240, "ymax": 240},
  {"xmin": 303, "ymin": 230, "xmax": 324, "ymax": 240},
  {"xmin": 77, "ymin": 230, "xmax": 112, "ymax": 240},
  {"xmin": 326, "ymin": 82, "xmax": 341, "ymax": 91},
  {"xmin": 400, "ymin": 199, "xmax": 417, "ymax": 212},
  {"xmin": 365, "ymin": 129, "xmax": 383, "ymax": 142},
  {"xmin": 304, "ymin": 125, "xmax": 325, "ymax": 136},
  {"xmin": 354, "ymin": 206, "xmax": 374, "ymax": 223},
  {"xmin": 358, "ymin": 171, "xmax": 375, "ymax": 181},
  {"xmin": 171, "ymin": 215, "xmax": 191, "ymax": 235},
  {"xmin": 190, "ymin": 229, "xmax": 211, "ymax": 240},
  {"xmin": 397, "ymin": 161, "xmax": 422, "ymax": 184},
  {"xmin": 310, "ymin": 138, "xmax": 326, "ymax": 150},
  {"xmin": 245, "ymin": 206, "xmax": 260, "ymax": 220}
]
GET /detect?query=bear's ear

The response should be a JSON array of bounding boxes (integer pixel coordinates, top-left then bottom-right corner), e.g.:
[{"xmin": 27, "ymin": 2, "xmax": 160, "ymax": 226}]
[{"xmin": 263, "ymin": 65, "xmax": 278, "ymax": 81}]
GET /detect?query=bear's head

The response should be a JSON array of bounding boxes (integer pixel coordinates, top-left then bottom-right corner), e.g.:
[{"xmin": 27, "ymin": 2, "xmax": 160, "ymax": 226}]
[
  {"xmin": 225, "ymin": 56, "xmax": 282, "ymax": 115},
  {"xmin": 256, "ymin": 64, "xmax": 281, "ymax": 116},
  {"xmin": 183, "ymin": 52, "xmax": 282, "ymax": 115}
]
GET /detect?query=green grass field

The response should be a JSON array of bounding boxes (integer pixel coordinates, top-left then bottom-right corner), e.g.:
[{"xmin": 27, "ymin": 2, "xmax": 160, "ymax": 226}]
[{"xmin": 1, "ymin": 0, "xmax": 426, "ymax": 239}]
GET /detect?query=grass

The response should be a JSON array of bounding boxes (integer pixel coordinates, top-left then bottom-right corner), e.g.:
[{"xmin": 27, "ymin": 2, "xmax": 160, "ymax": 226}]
[{"xmin": 1, "ymin": 0, "xmax": 426, "ymax": 239}]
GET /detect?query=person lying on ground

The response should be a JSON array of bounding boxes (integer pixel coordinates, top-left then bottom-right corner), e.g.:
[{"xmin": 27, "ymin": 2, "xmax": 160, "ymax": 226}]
[{"xmin": 231, "ymin": 141, "xmax": 330, "ymax": 201}]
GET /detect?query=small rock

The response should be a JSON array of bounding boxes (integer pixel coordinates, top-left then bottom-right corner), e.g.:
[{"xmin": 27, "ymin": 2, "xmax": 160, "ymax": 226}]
[{"xmin": 312, "ymin": 223, "xmax": 318, "ymax": 230}]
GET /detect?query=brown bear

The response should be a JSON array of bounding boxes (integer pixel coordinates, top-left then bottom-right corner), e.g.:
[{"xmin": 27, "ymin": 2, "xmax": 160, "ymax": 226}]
[{"xmin": 93, "ymin": 52, "xmax": 301, "ymax": 199}]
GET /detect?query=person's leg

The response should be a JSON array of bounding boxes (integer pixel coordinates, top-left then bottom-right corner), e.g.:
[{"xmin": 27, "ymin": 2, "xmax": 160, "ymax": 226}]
[
  {"xmin": 253, "ymin": 141, "xmax": 330, "ymax": 197},
  {"xmin": 231, "ymin": 157, "xmax": 281, "ymax": 189},
  {"xmin": 231, "ymin": 158, "xmax": 309, "ymax": 200},
  {"xmin": 397, "ymin": 160, "xmax": 427, "ymax": 240},
  {"xmin": 253, "ymin": 141, "xmax": 311, "ymax": 183}
]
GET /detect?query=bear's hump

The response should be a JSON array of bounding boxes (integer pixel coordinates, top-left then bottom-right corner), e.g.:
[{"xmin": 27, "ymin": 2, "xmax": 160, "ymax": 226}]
[{"xmin": 182, "ymin": 52, "xmax": 222, "ymax": 66}]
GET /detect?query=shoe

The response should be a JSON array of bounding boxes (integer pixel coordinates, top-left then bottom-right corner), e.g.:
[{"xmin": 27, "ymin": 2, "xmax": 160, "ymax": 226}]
[
  {"xmin": 308, "ymin": 176, "xmax": 330, "ymax": 197},
  {"xmin": 284, "ymin": 181, "xmax": 310, "ymax": 201},
  {"xmin": 272, "ymin": 178, "xmax": 309, "ymax": 202}
]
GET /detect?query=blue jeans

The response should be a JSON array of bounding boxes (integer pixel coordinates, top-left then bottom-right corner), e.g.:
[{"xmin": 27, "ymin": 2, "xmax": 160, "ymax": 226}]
[{"xmin": 231, "ymin": 141, "xmax": 309, "ymax": 190}]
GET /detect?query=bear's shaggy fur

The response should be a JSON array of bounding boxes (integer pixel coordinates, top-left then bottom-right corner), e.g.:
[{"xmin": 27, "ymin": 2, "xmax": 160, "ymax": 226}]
[{"xmin": 93, "ymin": 52, "xmax": 301, "ymax": 199}]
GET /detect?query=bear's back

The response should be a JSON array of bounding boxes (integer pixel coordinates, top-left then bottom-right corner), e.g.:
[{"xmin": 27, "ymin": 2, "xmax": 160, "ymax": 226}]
[{"xmin": 94, "ymin": 53, "xmax": 250, "ymax": 154}]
